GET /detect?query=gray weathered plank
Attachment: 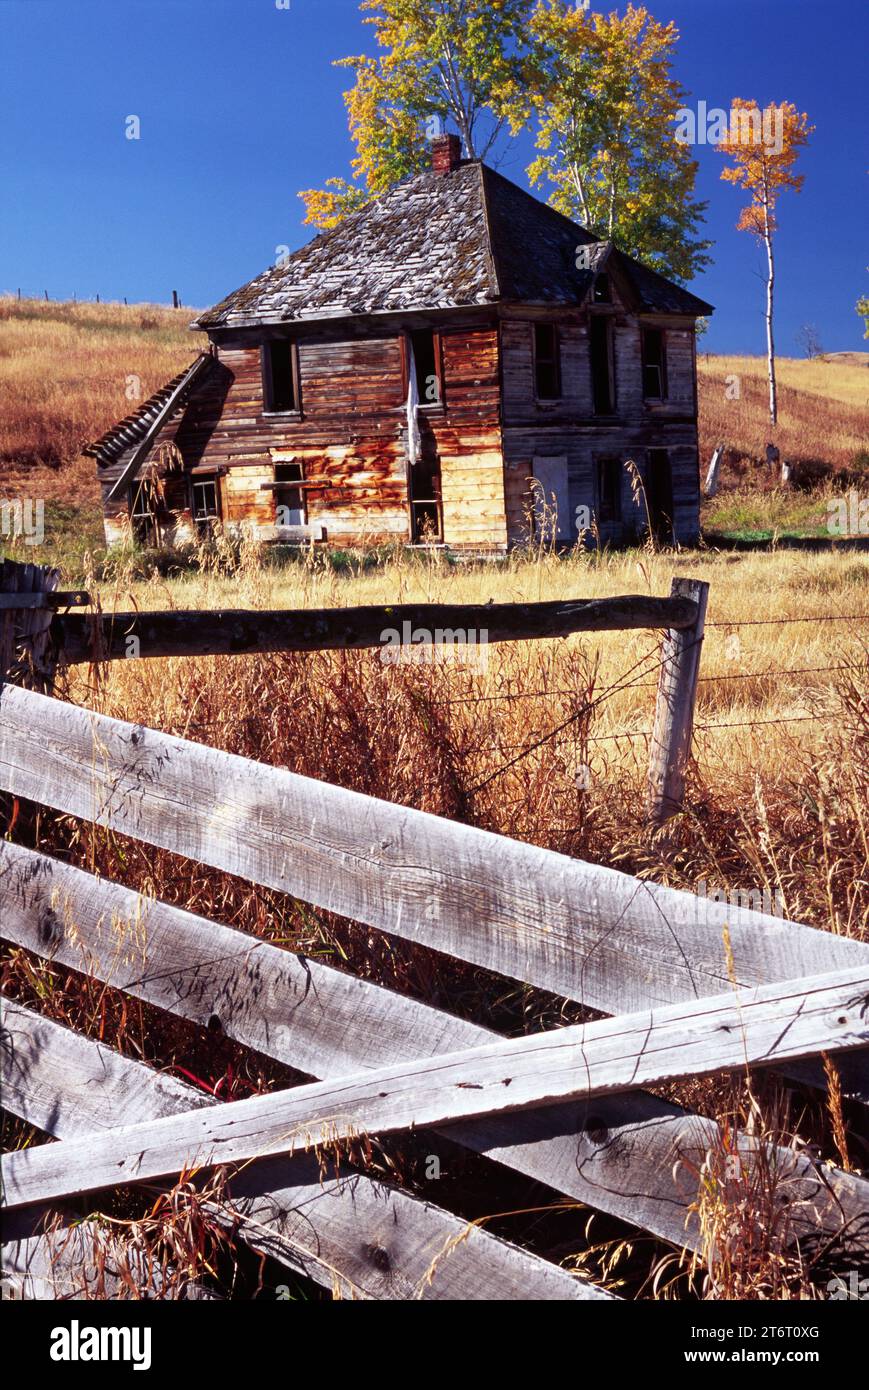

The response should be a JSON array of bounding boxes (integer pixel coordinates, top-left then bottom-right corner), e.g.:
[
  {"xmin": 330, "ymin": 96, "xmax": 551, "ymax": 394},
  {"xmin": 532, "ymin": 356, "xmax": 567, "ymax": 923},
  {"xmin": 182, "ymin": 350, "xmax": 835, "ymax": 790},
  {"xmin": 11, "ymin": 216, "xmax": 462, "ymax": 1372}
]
[
  {"xmin": 5, "ymin": 967, "xmax": 865, "ymax": 1211},
  {"xmin": 0, "ymin": 840, "xmax": 489, "ymax": 1081},
  {"xmin": 0, "ymin": 1001, "xmax": 609, "ymax": 1300},
  {"xmin": 0, "ymin": 686, "xmax": 864, "ymax": 1018},
  {"xmin": 5, "ymin": 843, "xmax": 865, "ymax": 1254}
]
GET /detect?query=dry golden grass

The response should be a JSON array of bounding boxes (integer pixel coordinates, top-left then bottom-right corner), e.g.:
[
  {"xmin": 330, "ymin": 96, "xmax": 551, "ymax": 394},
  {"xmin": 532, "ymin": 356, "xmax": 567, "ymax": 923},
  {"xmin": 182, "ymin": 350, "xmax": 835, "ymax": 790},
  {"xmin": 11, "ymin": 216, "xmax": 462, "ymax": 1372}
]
[
  {"xmin": 19, "ymin": 538, "xmax": 854, "ymax": 1299},
  {"xmin": 4, "ymin": 543, "xmax": 866, "ymax": 1300},
  {"xmin": 698, "ymin": 352, "xmax": 869, "ymax": 475},
  {"xmin": 0, "ymin": 295, "xmax": 202, "ymax": 504},
  {"xmin": 72, "ymin": 539, "xmax": 869, "ymax": 941}
]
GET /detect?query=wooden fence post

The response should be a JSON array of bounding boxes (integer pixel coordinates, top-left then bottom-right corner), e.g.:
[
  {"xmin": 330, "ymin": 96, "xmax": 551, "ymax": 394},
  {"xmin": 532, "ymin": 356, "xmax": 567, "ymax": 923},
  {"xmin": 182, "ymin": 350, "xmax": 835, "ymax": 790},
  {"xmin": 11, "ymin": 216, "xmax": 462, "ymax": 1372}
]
[
  {"xmin": 0, "ymin": 559, "xmax": 62, "ymax": 694},
  {"xmin": 646, "ymin": 576, "xmax": 709, "ymax": 827},
  {"xmin": 703, "ymin": 443, "xmax": 724, "ymax": 498}
]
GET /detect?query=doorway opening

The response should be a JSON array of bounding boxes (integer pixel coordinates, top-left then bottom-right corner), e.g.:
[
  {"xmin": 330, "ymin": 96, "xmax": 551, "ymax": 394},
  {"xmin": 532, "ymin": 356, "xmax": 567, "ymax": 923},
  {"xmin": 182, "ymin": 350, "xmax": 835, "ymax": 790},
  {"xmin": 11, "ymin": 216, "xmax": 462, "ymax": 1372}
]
[
  {"xmin": 646, "ymin": 449, "xmax": 674, "ymax": 541},
  {"xmin": 409, "ymin": 442, "xmax": 443, "ymax": 542}
]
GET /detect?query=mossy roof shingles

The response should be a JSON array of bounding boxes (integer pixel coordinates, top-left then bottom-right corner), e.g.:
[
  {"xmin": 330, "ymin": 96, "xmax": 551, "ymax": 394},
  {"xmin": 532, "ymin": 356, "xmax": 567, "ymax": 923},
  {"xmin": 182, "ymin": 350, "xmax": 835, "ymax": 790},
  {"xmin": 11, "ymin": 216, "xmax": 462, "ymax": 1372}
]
[{"xmin": 193, "ymin": 161, "xmax": 712, "ymax": 331}]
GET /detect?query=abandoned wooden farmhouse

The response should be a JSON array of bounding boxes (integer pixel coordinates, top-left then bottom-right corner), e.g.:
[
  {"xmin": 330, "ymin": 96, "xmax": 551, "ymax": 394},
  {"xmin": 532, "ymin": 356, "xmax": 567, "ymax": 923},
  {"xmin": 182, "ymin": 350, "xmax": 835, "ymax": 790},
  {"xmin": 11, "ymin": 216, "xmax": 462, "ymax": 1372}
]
[{"xmin": 86, "ymin": 134, "xmax": 713, "ymax": 553}]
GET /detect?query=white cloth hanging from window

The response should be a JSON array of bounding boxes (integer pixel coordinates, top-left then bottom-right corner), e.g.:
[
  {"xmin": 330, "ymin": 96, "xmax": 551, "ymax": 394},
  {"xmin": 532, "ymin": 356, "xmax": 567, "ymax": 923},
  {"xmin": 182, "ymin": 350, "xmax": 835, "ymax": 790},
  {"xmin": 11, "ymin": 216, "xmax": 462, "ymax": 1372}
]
[{"xmin": 406, "ymin": 339, "xmax": 422, "ymax": 466}]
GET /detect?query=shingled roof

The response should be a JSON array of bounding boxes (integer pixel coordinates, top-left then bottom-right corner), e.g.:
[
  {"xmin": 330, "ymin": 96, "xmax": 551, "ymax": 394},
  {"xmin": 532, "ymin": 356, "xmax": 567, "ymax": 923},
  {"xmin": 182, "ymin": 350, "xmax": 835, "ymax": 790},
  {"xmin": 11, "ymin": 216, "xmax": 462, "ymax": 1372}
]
[{"xmin": 192, "ymin": 161, "xmax": 712, "ymax": 330}]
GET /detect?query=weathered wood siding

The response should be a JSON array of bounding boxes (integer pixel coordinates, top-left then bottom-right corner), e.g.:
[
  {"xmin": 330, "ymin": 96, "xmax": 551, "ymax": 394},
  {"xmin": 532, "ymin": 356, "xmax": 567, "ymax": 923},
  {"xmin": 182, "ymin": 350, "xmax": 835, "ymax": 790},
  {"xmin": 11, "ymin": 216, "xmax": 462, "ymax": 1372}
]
[
  {"xmin": 96, "ymin": 294, "xmax": 700, "ymax": 552},
  {"xmin": 500, "ymin": 297, "xmax": 701, "ymax": 546},
  {"xmin": 99, "ymin": 321, "xmax": 506, "ymax": 551},
  {"xmin": 429, "ymin": 328, "xmax": 505, "ymax": 550}
]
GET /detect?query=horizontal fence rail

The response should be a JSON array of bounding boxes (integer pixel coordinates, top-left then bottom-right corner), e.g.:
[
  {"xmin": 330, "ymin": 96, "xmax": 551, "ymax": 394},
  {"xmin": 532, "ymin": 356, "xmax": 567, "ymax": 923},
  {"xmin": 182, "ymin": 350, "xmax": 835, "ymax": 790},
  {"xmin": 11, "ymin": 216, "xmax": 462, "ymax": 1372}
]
[
  {"xmin": 5, "ymin": 967, "xmax": 866, "ymax": 1211},
  {"xmin": 5, "ymin": 843, "xmax": 864, "ymax": 1256},
  {"xmin": 1, "ymin": 685, "xmax": 865, "ymax": 1018},
  {"xmin": 1, "ymin": 1002, "xmax": 609, "ymax": 1301},
  {"xmin": 51, "ymin": 594, "xmax": 700, "ymax": 664}
]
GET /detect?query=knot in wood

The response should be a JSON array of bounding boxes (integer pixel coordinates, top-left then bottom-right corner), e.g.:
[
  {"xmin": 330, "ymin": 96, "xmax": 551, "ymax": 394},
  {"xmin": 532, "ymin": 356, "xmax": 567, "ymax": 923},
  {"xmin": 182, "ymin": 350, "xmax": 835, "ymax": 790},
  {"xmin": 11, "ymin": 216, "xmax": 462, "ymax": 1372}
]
[
  {"xmin": 585, "ymin": 1115, "xmax": 609, "ymax": 1145},
  {"xmin": 364, "ymin": 1243, "xmax": 391, "ymax": 1272},
  {"xmin": 39, "ymin": 906, "xmax": 62, "ymax": 947}
]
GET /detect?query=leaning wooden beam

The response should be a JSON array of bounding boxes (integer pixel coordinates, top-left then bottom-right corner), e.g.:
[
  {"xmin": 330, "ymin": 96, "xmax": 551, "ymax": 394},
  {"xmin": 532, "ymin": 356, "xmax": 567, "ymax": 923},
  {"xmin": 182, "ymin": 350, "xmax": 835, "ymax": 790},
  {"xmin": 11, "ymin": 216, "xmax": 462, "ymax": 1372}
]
[
  {"xmin": 5, "ymin": 967, "xmax": 865, "ymax": 1210},
  {"xmin": 3, "ymin": 843, "xmax": 865, "ymax": 1254},
  {"xmin": 0, "ymin": 1002, "xmax": 609, "ymax": 1301},
  {"xmin": 1, "ymin": 688, "xmax": 865, "ymax": 1020},
  {"xmin": 52, "ymin": 593, "xmax": 699, "ymax": 663}
]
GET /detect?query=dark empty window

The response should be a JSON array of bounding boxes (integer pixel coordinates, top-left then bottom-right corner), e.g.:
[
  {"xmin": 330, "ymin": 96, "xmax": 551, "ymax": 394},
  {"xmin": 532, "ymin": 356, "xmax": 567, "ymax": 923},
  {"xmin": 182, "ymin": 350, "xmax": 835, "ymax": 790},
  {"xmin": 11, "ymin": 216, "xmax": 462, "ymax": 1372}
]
[
  {"xmin": 534, "ymin": 323, "xmax": 561, "ymax": 400},
  {"xmin": 593, "ymin": 273, "xmax": 611, "ymax": 304},
  {"xmin": 191, "ymin": 477, "xmax": 220, "ymax": 533},
  {"xmin": 263, "ymin": 340, "xmax": 298, "ymax": 412},
  {"xmin": 641, "ymin": 328, "xmax": 667, "ymax": 400},
  {"xmin": 409, "ymin": 330, "xmax": 442, "ymax": 405},
  {"xmin": 590, "ymin": 315, "xmax": 614, "ymax": 414},
  {"xmin": 596, "ymin": 458, "xmax": 622, "ymax": 524}
]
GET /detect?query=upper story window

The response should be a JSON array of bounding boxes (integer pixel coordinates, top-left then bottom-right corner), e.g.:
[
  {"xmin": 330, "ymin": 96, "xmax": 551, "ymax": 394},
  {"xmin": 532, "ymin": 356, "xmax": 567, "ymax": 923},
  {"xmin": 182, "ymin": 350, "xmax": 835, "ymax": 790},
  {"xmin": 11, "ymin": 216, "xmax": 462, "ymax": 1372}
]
[
  {"xmin": 641, "ymin": 327, "xmax": 668, "ymax": 400},
  {"xmin": 593, "ymin": 273, "xmax": 611, "ymax": 304},
  {"xmin": 589, "ymin": 315, "xmax": 615, "ymax": 415},
  {"xmin": 408, "ymin": 329, "xmax": 443, "ymax": 407},
  {"xmin": 263, "ymin": 340, "xmax": 300, "ymax": 413},
  {"xmin": 533, "ymin": 322, "xmax": 561, "ymax": 400}
]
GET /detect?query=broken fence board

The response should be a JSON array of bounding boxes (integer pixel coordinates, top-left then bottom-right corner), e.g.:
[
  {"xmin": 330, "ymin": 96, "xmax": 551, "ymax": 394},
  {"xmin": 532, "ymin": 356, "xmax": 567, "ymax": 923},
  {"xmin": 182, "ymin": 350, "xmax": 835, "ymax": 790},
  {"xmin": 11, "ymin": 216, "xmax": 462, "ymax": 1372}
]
[
  {"xmin": 4, "ymin": 967, "xmax": 866, "ymax": 1211},
  {"xmin": 3, "ymin": 842, "xmax": 865, "ymax": 1256},
  {"xmin": 0, "ymin": 686, "xmax": 865, "ymax": 1020},
  {"xmin": 0, "ymin": 1001, "xmax": 609, "ymax": 1301}
]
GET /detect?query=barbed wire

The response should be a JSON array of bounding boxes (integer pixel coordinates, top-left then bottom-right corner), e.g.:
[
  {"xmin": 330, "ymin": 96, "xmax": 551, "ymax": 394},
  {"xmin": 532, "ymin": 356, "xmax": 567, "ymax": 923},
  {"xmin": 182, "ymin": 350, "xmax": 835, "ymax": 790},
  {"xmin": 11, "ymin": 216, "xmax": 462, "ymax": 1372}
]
[
  {"xmin": 706, "ymin": 613, "xmax": 869, "ymax": 627},
  {"xmin": 493, "ymin": 710, "xmax": 835, "ymax": 754},
  {"xmin": 434, "ymin": 660, "xmax": 863, "ymax": 707},
  {"xmin": 464, "ymin": 636, "xmax": 692, "ymax": 795}
]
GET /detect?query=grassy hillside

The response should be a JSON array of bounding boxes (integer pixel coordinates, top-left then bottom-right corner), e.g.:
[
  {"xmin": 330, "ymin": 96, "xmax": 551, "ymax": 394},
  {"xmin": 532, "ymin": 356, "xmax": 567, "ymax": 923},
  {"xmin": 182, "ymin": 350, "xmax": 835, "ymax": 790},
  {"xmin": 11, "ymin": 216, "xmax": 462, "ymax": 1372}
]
[
  {"xmin": 0, "ymin": 296, "xmax": 203, "ymax": 568},
  {"xmin": 697, "ymin": 351, "xmax": 869, "ymax": 540}
]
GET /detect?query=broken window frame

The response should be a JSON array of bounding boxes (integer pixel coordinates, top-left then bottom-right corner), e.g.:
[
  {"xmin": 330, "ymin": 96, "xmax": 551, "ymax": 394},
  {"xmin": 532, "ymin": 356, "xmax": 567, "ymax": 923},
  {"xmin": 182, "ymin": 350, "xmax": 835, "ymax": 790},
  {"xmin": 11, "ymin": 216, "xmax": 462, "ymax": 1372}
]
[
  {"xmin": 589, "ymin": 314, "xmax": 616, "ymax": 415},
  {"xmin": 190, "ymin": 476, "xmax": 221, "ymax": 534},
  {"xmin": 404, "ymin": 329, "xmax": 444, "ymax": 410},
  {"xmin": 273, "ymin": 461, "xmax": 307, "ymax": 529},
  {"xmin": 128, "ymin": 480, "xmax": 161, "ymax": 548}
]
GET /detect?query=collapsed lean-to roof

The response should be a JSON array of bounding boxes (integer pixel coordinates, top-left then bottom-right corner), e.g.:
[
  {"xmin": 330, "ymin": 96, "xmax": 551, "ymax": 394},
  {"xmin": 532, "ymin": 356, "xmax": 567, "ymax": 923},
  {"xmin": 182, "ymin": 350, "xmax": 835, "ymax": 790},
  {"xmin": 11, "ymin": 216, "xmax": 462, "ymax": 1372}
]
[
  {"xmin": 83, "ymin": 353, "xmax": 212, "ymax": 472},
  {"xmin": 192, "ymin": 160, "xmax": 713, "ymax": 330}
]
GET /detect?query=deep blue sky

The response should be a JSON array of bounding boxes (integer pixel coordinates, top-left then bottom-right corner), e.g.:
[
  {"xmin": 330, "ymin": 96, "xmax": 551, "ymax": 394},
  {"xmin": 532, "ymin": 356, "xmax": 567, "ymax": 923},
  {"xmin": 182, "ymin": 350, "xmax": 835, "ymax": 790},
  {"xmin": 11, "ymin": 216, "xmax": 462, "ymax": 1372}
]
[{"xmin": 1, "ymin": 0, "xmax": 866, "ymax": 354}]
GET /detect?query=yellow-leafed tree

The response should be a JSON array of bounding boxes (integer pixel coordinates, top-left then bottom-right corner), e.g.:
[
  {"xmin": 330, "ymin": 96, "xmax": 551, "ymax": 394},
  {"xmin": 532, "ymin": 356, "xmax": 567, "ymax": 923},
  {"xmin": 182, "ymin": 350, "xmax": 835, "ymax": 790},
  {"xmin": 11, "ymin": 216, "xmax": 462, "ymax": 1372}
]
[
  {"xmin": 719, "ymin": 99, "xmax": 812, "ymax": 426},
  {"xmin": 299, "ymin": 0, "xmax": 534, "ymax": 229}
]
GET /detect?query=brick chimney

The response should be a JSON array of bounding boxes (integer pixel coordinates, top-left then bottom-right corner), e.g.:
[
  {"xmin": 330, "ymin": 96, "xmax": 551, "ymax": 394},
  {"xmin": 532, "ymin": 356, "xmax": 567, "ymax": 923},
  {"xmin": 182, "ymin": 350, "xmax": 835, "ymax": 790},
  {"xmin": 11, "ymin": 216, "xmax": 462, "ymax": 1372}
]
[{"xmin": 432, "ymin": 132, "xmax": 462, "ymax": 175}]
